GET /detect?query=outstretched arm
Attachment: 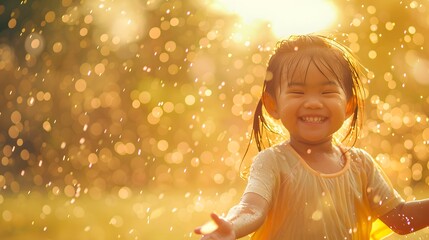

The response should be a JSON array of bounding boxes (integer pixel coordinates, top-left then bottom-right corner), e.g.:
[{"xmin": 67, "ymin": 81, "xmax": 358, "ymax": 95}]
[
  {"xmin": 194, "ymin": 192, "xmax": 269, "ymax": 239},
  {"xmin": 379, "ymin": 199, "xmax": 429, "ymax": 235}
]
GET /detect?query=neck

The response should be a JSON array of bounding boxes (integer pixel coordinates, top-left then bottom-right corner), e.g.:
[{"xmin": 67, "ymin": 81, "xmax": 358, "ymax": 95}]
[{"xmin": 289, "ymin": 138, "xmax": 336, "ymax": 156}]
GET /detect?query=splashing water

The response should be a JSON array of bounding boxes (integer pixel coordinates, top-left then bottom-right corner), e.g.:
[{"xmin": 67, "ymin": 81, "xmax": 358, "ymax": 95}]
[{"xmin": 0, "ymin": 0, "xmax": 428, "ymax": 239}]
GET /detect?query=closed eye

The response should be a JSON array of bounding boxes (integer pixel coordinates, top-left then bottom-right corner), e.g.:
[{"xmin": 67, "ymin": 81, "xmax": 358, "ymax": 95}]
[
  {"xmin": 286, "ymin": 86, "xmax": 305, "ymax": 95},
  {"xmin": 322, "ymin": 91, "xmax": 339, "ymax": 94},
  {"xmin": 286, "ymin": 91, "xmax": 305, "ymax": 96},
  {"xmin": 322, "ymin": 86, "xmax": 341, "ymax": 95}
]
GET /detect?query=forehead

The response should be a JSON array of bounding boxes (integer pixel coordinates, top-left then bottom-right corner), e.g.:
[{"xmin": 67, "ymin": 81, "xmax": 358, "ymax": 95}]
[
  {"xmin": 286, "ymin": 66, "xmax": 340, "ymax": 88},
  {"xmin": 281, "ymin": 49, "xmax": 346, "ymax": 85}
]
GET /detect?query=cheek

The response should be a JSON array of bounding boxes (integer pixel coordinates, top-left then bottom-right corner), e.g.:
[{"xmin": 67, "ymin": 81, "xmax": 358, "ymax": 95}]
[
  {"xmin": 278, "ymin": 100, "xmax": 299, "ymax": 113},
  {"xmin": 327, "ymin": 98, "xmax": 348, "ymax": 116},
  {"xmin": 336, "ymin": 100, "xmax": 347, "ymax": 109},
  {"xmin": 337, "ymin": 102, "xmax": 348, "ymax": 114},
  {"xmin": 334, "ymin": 96, "xmax": 348, "ymax": 109}
]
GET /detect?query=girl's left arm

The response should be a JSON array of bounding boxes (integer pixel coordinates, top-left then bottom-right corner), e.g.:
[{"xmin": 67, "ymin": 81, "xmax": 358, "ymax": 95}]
[{"xmin": 379, "ymin": 199, "xmax": 429, "ymax": 235}]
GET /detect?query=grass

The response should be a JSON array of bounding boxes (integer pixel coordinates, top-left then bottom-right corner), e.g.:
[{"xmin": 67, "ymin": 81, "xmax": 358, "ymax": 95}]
[
  {"xmin": 0, "ymin": 188, "xmax": 428, "ymax": 240},
  {"xmin": 0, "ymin": 187, "xmax": 242, "ymax": 240}
]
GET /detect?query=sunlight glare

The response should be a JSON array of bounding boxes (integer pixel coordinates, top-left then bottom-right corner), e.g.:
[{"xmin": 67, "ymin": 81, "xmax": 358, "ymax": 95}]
[
  {"xmin": 87, "ymin": 1, "xmax": 147, "ymax": 45},
  {"xmin": 214, "ymin": 0, "xmax": 337, "ymax": 38}
]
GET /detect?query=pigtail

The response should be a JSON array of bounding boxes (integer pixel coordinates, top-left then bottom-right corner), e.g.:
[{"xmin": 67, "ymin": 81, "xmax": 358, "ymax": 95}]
[
  {"xmin": 241, "ymin": 88, "xmax": 287, "ymax": 179},
  {"xmin": 336, "ymin": 43, "xmax": 367, "ymax": 147},
  {"xmin": 250, "ymin": 82, "xmax": 283, "ymax": 152},
  {"xmin": 240, "ymin": 98, "xmax": 265, "ymax": 179},
  {"xmin": 252, "ymin": 98, "xmax": 265, "ymax": 151},
  {"xmin": 239, "ymin": 98, "xmax": 260, "ymax": 179}
]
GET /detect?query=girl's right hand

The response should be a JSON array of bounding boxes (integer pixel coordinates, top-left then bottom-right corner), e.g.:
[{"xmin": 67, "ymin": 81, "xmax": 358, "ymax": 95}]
[{"xmin": 194, "ymin": 213, "xmax": 236, "ymax": 240}]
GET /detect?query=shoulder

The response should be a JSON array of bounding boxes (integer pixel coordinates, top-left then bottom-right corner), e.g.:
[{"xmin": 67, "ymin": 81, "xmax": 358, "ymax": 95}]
[
  {"xmin": 252, "ymin": 145, "xmax": 278, "ymax": 166},
  {"xmin": 346, "ymin": 147, "xmax": 379, "ymax": 171},
  {"xmin": 254, "ymin": 143, "xmax": 291, "ymax": 161},
  {"xmin": 252, "ymin": 143, "xmax": 300, "ymax": 171},
  {"xmin": 251, "ymin": 143, "xmax": 290, "ymax": 168},
  {"xmin": 347, "ymin": 147, "xmax": 372, "ymax": 160}
]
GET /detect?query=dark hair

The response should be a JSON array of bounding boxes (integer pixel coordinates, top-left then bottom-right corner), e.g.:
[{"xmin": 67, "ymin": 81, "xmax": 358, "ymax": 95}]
[{"xmin": 241, "ymin": 34, "xmax": 366, "ymax": 177}]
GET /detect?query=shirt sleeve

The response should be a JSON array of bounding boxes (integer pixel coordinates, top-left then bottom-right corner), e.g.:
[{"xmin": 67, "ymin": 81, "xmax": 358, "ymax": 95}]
[
  {"xmin": 243, "ymin": 148, "xmax": 278, "ymax": 204},
  {"xmin": 358, "ymin": 149, "xmax": 404, "ymax": 218}
]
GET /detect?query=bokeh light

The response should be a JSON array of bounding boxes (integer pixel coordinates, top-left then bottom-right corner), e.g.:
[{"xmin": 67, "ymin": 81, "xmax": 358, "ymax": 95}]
[
  {"xmin": 212, "ymin": 0, "xmax": 338, "ymax": 38},
  {"xmin": 0, "ymin": 0, "xmax": 428, "ymax": 239}
]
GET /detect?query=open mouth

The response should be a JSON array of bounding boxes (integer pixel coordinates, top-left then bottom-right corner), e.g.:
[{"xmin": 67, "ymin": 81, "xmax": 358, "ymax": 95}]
[{"xmin": 300, "ymin": 116, "xmax": 327, "ymax": 123}]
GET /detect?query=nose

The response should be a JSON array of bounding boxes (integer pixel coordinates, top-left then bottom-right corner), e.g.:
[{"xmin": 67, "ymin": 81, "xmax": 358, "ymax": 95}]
[{"xmin": 303, "ymin": 96, "xmax": 323, "ymax": 109}]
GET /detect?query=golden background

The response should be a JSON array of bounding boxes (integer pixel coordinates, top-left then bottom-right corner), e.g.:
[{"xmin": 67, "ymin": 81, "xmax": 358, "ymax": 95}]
[{"xmin": 0, "ymin": 0, "xmax": 428, "ymax": 239}]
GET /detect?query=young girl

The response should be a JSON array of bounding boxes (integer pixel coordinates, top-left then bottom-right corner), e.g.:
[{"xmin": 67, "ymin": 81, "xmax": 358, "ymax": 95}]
[{"xmin": 194, "ymin": 34, "xmax": 429, "ymax": 239}]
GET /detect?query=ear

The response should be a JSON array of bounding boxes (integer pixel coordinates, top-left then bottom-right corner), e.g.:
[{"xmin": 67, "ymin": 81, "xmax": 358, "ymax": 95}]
[
  {"xmin": 345, "ymin": 97, "xmax": 356, "ymax": 118},
  {"xmin": 262, "ymin": 93, "xmax": 280, "ymax": 119}
]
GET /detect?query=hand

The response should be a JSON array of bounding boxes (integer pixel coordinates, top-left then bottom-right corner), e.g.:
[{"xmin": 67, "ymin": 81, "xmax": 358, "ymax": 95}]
[{"xmin": 194, "ymin": 213, "xmax": 236, "ymax": 240}]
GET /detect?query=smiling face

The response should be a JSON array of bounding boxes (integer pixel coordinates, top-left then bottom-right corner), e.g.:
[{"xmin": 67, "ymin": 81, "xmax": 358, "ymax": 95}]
[
  {"xmin": 251, "ymin": 35, "xmax": 365, "ymax": 153},
  {"xmin": 264, "ymin": 60, "xmax": 352, "ymax": 146}
]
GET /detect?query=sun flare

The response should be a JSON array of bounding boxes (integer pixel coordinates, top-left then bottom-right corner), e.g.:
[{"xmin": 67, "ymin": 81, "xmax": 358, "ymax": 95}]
[{"xmin": 213, "ymin": 0, "xmax": 338, "ymax": 38}]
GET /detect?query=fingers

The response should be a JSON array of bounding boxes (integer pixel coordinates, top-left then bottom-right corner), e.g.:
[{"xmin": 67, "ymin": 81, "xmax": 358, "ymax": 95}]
[
  {"xmin": 195, "ymin": 213, "xmax": 221, "ymax": 235},
  {"xmin": 211, "ymin": 213, "xmax": 227, "ymax": 226},
  {"xmin": 211, "ymin": 213, "xmax": 232, "ymax": 229},
  {"xmin": 195, "ymin": 212, "xmax": 231, "ymax": 236},
  {"xmin": 210, "ymin": 212, "xmax": 221, "ymax": 223},
  {"xmin": 194, "ymin": 226, "xmax": 202, "ymax": 234}
]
